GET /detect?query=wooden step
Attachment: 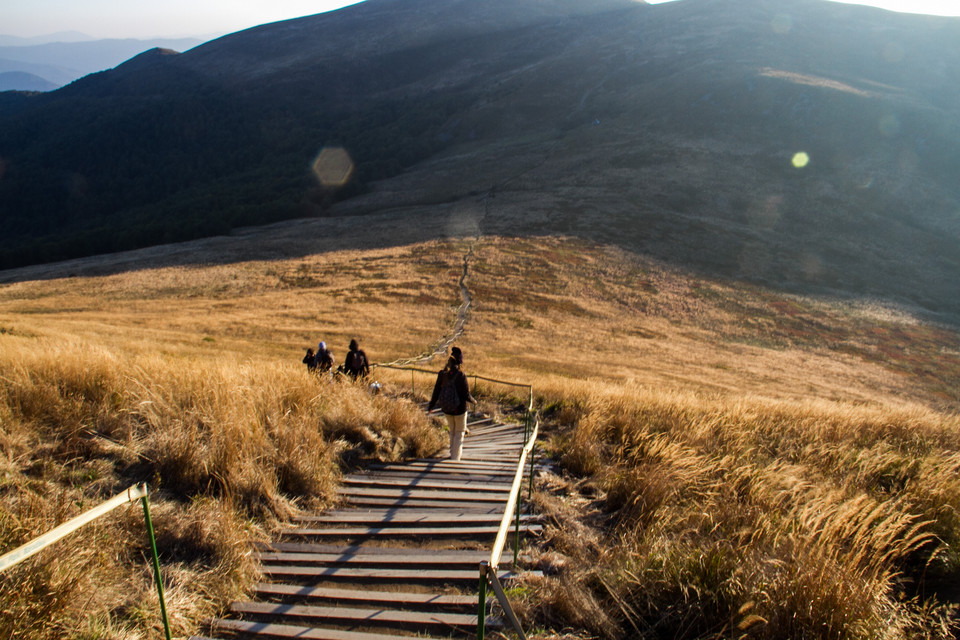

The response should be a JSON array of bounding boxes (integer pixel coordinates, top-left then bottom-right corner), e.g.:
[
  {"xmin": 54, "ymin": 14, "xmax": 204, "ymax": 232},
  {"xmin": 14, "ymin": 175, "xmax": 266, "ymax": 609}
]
[
  {"xmin": 293, "ymin": 512, "xmax": 538, "ymax": 525},
  {"xmin": 342, "ymin": 477, "xmax": 512, "ymax": 492},
  {"xmin": 364, "ymin": 465, "xmax": 527, "ymax": 479},
  {"xmin": 229, "ymin": 601, "xmax": 497, "ymax": 629},
  {"xmin": 396, "ymin": 459, "xmax": 528, "ymax": 470},
  {"xmin": 253, "ymin": 583, "xmax": 476, "ymax": 608},
  {"xmin": 280, "ymin": 524, "xmax": 542, "ymax": 538},
  {"xmin": 342, "ymin": 496, "xmax": 508, "ymax": 509},
  {"xmin": 254, "ymin": 551, "xmax": 520, "ymax": 567},
  {"xmin": 259, "ymin": 565, "xmax": 531, "ymax": 582},
  {"xmin": 355, "ymin": 471, "xmax": 522, "ymax": 484},
  {"xmin": 207, "ymin": 618, "xmax": 442, "ymax": 640},
  {"xmin": 336, "ymin": 487, "xmax": 509, "ymax": 502},
  {"xmin": 256, "ymin": 543, "xmax": 524, "ymax": 564}
]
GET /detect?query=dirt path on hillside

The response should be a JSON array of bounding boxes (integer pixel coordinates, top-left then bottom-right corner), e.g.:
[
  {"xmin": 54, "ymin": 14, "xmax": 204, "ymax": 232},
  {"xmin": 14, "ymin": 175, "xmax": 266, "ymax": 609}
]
[
  {"xmin": 378, "ymin": 139, "xmax": 563, "ymax": 369},
  {"xmin": 378, "ymin": 239, "xmax": 476, "ymax": 367}
]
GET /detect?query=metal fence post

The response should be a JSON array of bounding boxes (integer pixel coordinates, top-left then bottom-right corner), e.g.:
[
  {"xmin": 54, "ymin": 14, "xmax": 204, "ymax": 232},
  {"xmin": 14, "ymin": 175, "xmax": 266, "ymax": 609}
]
[
  {"xmin": 513, "ymin": 482, "xmax": 522, "ymax": 566},
  {"xmin": 477, "ymin": 561, "xmax": 488, "ymax": 640},
  {"xmin": 139, "ymin": 486, "xmax": 172, "ymax": 640},
  {"xmin": 528, "ymin": 441, "xmax": 536, "ymax": 501}
]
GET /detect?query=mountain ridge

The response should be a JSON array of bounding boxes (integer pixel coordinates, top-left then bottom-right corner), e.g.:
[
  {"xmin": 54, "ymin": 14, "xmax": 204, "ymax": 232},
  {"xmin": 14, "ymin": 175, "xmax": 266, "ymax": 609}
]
[{"xmin": 1, "ymin": 0, "xmax": 958, "ymax": 318}]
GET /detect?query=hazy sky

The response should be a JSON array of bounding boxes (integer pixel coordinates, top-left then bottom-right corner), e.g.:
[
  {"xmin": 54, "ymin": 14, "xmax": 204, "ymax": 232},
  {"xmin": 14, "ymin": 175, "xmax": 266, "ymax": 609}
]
[{"xmin": 2, "ymin": 0, "xmax": 959, "ymax": 40}]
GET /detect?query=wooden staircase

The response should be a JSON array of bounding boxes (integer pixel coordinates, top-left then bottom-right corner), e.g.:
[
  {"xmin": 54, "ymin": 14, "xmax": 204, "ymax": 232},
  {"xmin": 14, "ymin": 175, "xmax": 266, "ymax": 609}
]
[{"xmin": 192, "ymin": 411, "xmax": 541, "ymax": 639}]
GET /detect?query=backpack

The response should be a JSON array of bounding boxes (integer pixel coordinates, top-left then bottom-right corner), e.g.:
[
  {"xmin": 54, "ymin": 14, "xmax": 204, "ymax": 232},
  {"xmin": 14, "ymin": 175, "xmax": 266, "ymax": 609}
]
[
  {"xmin": 348, "ymin": 350, "xmax": 366, "ymax": 374},
  {"xmin": 438, "ymin": 374, "xmax": 461, "ymax": 414},
  {"xmin": 316, "ymin": 349, "xmax": 333, "ymax": 371}
]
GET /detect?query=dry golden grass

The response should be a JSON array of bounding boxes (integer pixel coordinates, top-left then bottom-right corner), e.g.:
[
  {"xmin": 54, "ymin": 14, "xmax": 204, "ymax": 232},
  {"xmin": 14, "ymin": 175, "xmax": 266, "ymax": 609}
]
[
  {"xmin": 0, "ymin": 335, "xmax": 441, "ymax": 638},
  {"xmin": 1, "ymin": 234, "xmax": 959, "ymax": 638}
]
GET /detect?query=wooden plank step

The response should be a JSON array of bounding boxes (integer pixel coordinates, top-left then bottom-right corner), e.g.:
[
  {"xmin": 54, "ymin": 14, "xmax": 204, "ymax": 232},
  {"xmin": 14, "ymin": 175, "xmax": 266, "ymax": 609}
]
[
  {"xmin": 399, "ymin": 459, "xmax": 527, "ymax": 470},
  {"xmin": 254, "ymin": 551, "xmax": 519, "ymax": 567},
  {"xmin": 466, "ymin": 425, "xmax": 526, "ymax": 435},
  {"xmin": 256, "ymin": 542, "xmax": 525, "ymax": 564},
  {"xmin": 426, "ymin": 411, "xmax": 496, "ymax": 428},
  {"xmin": 230, "ymin": 601, "xmax": 497, "ymax": 628},
  {"xmin": 466, "ymin": 417, "xmax": 496, "ymax": 427},
  {"xmin": 336, "ymin": 487, "xmax": 509, "ymax": 501},
  {"xmin": 361, "ymin": 468, "xmax": 531, "ymax": 481},
  {"xmin": 280, "ymin": 524, "xmax": 542, "ymax": 538},
  {"xmin": 466, "ymin": 432, "xmax": 526, "ymax": 440},
  {"xmin": 341, "ymin": 496, "xmax": 507, "ymax": 509},
  {"xmin": 208, "ymin": 618, "xmax": 440, "ymax": 640},
  {"xmin": 464, "ymin": 435, "xmax": 526, "ymax": 442},
  {"xmin": 326, "ymin": 508, "xmax": 511, "ymax": 518},
  {"xmin": 253, "ymin": 583, "xmax": 476, "ymax": 607},
  {"xmin": 342, "ymin": 477, "xmax": 511, "ymax": 492},
  {"xmin": 260, "ymin": 565, "xmax": 532, "ymax": 582},
  {"xmin": 365, "ymin": 461, "xmax": 525, "ymax": 474},
  {"xmin": 360, "ymin": 469, "xmax": 524, "ymax": 483},
  {"xmin": 466, "ymin": 439, "xmax": 525, "ymax": 447},
  {"xmin": 293, "ymin": 512, "xmax": 537, "ymax": 525},
  {"xmin": 460, "ymin": 443, "xmax": 525, "ymax": 451}
]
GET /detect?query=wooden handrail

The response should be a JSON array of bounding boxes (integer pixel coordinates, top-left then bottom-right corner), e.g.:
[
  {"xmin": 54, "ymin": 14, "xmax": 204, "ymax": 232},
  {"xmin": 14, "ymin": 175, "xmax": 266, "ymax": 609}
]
[
  {"xmin": 489, "ymin": 420, "xmax": 539, "ymax": 569},
  {"xmin": 0, "ymin": 483, "xmax": 172, "ymax": 640},
  {"xmin": 0, "ymin": 484, "xmax": 148, "ymax": 572},
  {"xmin": 374, "ymin": 363, "xmax": 534, "ymax": 393}
]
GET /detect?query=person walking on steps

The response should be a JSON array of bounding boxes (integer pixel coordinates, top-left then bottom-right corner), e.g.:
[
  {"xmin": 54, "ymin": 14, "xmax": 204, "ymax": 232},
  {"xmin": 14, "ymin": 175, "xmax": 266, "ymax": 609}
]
[{"xmin": 428, "ymin": 347, "xmax": 476, "ymax": 461}]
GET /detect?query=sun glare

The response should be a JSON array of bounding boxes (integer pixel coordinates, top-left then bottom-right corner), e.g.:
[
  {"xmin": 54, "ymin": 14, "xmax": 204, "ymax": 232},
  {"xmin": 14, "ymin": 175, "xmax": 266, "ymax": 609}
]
[
  {"xmin": 311, "ymin": 146, "xmax": 354, "ymax": 188},
  {"xmin": 792, "ymin": 152, "xmax": 811, "ymax": 168}
]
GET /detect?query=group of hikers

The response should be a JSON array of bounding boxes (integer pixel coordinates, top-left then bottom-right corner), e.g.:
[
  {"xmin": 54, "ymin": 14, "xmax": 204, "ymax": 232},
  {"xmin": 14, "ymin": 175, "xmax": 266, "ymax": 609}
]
[
  {"xmin": 303, "ymin": 338, "xmax": 370, "ymax": 380},
  {"xmin": 300, "ymin": 340, "xmax": 477, "ymax": 461}
]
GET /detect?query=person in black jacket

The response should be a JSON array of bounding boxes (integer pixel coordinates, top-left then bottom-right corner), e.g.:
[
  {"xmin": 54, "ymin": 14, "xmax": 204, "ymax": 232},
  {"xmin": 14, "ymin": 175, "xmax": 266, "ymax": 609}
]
[
  {"xmin": 303, "ymin": 348, "xmax": 317, "ymax": 372},
  {"xmin": 342, "ymin": 338, "xmax": 369, "ymax": 380},
  {"xmin": 428, "ymin": 347, "xmax": 476, "ymax": 461}
]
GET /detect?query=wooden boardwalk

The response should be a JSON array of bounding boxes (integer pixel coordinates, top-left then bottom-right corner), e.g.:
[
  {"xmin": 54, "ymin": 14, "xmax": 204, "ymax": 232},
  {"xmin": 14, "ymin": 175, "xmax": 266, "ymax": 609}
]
[{"xmin": 192, "ymin": 410, "xmax": 541, "ymax": 640}]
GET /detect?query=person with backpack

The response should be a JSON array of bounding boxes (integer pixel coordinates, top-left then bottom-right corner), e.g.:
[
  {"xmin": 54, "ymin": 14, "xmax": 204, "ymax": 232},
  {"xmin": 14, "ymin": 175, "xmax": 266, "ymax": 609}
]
[
  {"xmin": 315, "ymin": 341, "xmax": 335, "ymax": 374},
  {"xmin": 302, "ymin": 347, "xmax": 317, "ymax": 373},
  {"xmin": 427, "ymin": 347, "xmax": 476, "ymax": 461},
  {"xmin": 342, "ymin": 338, "xmax": 369, "ymax": 380}
]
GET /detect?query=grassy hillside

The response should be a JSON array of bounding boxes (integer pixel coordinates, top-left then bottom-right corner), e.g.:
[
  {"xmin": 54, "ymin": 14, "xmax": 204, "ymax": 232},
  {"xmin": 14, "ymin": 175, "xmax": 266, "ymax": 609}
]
[{"xmin": 1, "ymin": 235, "xmax": 959, "ymax": 637}]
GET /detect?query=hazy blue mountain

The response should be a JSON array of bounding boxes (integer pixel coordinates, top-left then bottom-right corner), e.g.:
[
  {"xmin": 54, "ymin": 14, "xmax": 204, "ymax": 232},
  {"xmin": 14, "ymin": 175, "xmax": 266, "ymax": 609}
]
[
  {"xmin": 0, "ymin": 37, "xmax": 206, "ymax": 87},
  {"xmin": 0, "ymin": 31, "xmax": 95, "ymax": 46},
  {"xmin": 0, "ymin": 0, "xmax": 958, "ymax": 318},
  {"xmin": 0, "ymin": 71, "xmax": 58, "ymax": 91},
  {"xmin": 0, "ymin": 57, "xmax": 80, "ymax": 88}
]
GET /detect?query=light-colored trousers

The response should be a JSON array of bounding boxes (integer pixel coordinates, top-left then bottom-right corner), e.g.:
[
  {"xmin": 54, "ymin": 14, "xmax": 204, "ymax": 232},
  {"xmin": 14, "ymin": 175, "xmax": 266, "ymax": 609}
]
[{"xmin": 446, "ymin": 412, "xmax": 467, "ymax": 461}]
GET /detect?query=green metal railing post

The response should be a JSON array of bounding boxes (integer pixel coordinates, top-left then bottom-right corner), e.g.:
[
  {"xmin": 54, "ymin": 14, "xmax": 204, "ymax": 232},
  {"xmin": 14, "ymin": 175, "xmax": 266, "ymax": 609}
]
[
  {"xmin": 528, "ymin": 440, "xmax": 536, "ymax": 501},
  {"xmin": 513, "ymin": 481, "xmax": 522, "ymax": 566},
  {"xmin": 477, "ymin": 561, "xmax": 488, "ymax": 640},
  {"xmin": 140, "ymin": 487, "xmax": 172, "ymax": 640}
]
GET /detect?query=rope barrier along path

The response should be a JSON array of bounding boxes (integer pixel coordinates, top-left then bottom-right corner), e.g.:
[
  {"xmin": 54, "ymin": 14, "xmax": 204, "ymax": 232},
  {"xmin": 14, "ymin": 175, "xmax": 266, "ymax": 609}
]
[{"xmin": 379, "ymin": 241, "xmax": 474, "ymax": 368}]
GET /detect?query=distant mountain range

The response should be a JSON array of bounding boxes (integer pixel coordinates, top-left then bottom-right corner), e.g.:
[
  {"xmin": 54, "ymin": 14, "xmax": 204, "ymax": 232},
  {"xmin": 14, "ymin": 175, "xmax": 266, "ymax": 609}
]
[
  {"xmin": 0, "ymin": 35, "xmax": 206, "ymax": 89},
  {"xmin": 0, "ymin": 71, "xmax": 57, "ymax": 92},
  {"xmin": 0, "ymin": 0, "xmax": 958, "ymax": 319}
]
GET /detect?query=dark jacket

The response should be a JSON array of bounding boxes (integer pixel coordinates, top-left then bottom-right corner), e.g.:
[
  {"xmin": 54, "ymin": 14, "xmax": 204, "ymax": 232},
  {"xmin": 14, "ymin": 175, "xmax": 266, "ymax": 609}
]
[
  {"xmin": 344, "ymin": 349, "xmax": 369, "ymax": 379},
  {"xmin": 428, "ymin": 368, "xmax": 475, "ymax": 415}
]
